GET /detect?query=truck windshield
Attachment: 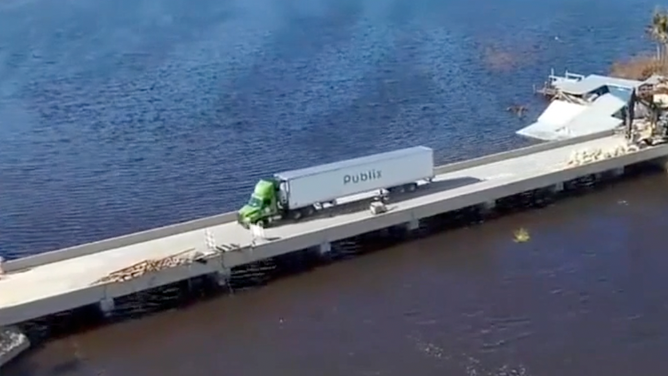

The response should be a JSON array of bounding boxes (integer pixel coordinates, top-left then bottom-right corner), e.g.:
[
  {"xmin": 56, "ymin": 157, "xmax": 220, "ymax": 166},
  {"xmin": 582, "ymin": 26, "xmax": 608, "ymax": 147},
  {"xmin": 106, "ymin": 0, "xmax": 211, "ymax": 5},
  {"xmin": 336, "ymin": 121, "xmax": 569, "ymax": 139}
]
[{"xmin": 247, "ymin": 196, "xmax": 262, "ymax": 207}]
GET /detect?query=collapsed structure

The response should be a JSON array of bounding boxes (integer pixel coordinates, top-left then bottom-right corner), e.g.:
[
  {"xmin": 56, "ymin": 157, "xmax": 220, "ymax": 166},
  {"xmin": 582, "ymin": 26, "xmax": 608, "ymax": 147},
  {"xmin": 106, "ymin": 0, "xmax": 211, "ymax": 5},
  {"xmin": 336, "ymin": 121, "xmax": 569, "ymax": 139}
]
[{"xmin": 521, "ymin": 70, "xmax": 668, "ymax": 144}]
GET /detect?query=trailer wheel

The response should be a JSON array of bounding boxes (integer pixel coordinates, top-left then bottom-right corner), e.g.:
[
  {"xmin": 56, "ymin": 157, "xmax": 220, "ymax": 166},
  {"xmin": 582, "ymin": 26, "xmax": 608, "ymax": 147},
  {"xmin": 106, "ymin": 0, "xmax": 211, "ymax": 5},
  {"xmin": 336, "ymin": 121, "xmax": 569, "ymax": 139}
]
[
  {"xmin": 291, "ymin": 210, "xmax": 303, "ymax": 221},
  {"xmin": 407, "ymin": 183, "xmax": 418, "ymax": 192},
  {"xmin": 304, "ymin": 206, "xmax": 315, "ymax": 217}
]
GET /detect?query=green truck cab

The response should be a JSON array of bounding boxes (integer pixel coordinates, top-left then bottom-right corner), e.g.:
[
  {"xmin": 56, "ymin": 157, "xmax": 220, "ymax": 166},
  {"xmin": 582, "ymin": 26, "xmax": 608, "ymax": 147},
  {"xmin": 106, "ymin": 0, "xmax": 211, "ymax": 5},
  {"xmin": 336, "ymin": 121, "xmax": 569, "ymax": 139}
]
[{"xmin": 237, "ymin": 179, "xmax": 280, "ymax": 227}]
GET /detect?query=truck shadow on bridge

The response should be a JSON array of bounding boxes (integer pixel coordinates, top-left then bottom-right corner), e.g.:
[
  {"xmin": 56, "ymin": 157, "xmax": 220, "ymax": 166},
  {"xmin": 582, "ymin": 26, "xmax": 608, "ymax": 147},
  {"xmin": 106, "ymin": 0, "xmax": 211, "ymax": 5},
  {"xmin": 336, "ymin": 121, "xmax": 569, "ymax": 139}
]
[
  {"xmin": 416, "ymin": 176, "xmax": 483, "ymax": 194},
  {"xmin": 290, "ymin": 176, "xmax": 484, "ymax": 225}
]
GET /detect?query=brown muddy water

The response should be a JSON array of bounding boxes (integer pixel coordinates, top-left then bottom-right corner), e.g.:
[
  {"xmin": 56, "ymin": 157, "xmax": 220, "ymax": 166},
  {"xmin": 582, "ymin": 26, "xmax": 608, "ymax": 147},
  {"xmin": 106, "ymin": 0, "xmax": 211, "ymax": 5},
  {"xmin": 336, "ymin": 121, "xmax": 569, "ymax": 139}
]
[{"xmin": 6, "ymin": 170, "xmax": 668, "ymax": 376}]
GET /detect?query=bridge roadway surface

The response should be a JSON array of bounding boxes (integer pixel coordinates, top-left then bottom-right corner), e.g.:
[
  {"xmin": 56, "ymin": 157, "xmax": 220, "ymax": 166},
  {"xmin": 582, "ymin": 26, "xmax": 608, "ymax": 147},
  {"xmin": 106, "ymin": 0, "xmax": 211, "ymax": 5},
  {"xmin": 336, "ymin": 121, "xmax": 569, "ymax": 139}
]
[{"xmin": 1, "ymin": 133, "xmax": 666, "ymax": 327}]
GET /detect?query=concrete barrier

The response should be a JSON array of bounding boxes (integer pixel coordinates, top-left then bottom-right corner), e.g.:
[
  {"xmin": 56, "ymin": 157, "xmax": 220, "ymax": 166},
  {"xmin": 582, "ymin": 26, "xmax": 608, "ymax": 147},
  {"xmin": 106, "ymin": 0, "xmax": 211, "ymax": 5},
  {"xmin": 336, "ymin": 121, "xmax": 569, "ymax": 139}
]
[
  {"xmin": 0, "ymin": 326, "xmax": 30, "ymax": 368},
  {"xmin": 4, "ymin": 212, "xmax": 236, "ymax": 273},
  {"xmin": 4, "ymin": 131, "xmax": 615, "ymax": 273},
  {"xmin": 434, "ymin": 130, "xmax": 615, "ymax": 175}
]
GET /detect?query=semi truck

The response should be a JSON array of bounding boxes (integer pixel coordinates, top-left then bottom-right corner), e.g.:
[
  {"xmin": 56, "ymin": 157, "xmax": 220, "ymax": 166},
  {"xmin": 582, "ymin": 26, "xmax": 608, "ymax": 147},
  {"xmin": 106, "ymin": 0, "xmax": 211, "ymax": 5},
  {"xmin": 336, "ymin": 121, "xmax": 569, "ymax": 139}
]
[{"xmin": 237, "ymin": 146, "xmax": 435, "ymax": 228}]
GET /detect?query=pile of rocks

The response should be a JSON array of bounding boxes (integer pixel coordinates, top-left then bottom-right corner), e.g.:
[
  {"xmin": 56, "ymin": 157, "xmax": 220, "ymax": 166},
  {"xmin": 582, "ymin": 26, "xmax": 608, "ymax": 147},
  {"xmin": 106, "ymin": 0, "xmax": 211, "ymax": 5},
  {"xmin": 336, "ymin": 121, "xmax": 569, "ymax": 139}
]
[
  {"xmin": 0, "ymin": 326, "xmax": 30, "ymax": 368},
  {"xmin": 566, "ymin": 143, "xmax": 639, "ymax": 167},
  {"xmin": 90, "ymin": 248, "xmax": 198, "ymax": 286}
]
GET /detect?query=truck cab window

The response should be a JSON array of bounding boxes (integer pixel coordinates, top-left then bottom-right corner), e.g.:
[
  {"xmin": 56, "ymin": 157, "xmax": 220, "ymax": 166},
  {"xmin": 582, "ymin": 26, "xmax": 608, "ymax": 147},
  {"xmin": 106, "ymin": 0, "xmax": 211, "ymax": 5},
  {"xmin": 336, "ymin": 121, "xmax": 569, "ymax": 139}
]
[{"xmin": 248, "ymin": 196, "xmax": 262, "ymax": 207}]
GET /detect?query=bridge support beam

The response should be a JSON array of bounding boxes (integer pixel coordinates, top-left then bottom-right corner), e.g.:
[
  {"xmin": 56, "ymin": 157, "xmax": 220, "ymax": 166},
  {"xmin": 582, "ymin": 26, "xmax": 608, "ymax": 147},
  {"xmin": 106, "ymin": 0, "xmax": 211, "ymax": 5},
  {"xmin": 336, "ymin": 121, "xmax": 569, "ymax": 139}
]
[
  {"xmin": 318, "ymin": 242, "xmax": 332, "ymax": 255},
  {"xmin": 652, "ymin": 156, "xmax": 668, "ymax": 173},
  {"xmin": 212, "ymin": 268, "xmax": 232, "ymax": 287},
  {"xmin": 480, "ymin": 200, "xmax": 496, "ymax": 215},
  {"xmin": 98, "ymin": 297, "xmax": 115, "ymax": 318},
  {"xmin": 405, "ymin": 219, "xmax": 420, "ymax": 231},
  {"xmin": 609, "ymin": 166, "xmax": 624, "ymax": 177}
]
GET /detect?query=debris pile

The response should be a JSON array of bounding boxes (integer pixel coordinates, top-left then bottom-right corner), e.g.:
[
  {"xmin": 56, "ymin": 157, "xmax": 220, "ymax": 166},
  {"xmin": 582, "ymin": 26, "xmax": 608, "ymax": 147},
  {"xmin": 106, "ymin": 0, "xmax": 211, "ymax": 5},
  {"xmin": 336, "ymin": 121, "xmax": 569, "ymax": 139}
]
[
  {"xmin": 566, "ymin": 144, "xmax": 639, "ymax": 167},
  {"xmin": 90, "ymin": 248, "xmax": 198, "ymax": 286},
  {"xmin": 0, "ymin": 326, "xmax": 30, "ymax": 368}
]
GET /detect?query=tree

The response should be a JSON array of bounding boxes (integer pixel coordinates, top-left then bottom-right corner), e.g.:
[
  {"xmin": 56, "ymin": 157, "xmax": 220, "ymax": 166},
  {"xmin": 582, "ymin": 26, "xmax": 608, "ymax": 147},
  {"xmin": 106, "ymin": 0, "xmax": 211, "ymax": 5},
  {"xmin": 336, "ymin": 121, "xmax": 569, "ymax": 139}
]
[{"xmin": 646, "ymin": 7, "xmax": 668, "ymax": 72}]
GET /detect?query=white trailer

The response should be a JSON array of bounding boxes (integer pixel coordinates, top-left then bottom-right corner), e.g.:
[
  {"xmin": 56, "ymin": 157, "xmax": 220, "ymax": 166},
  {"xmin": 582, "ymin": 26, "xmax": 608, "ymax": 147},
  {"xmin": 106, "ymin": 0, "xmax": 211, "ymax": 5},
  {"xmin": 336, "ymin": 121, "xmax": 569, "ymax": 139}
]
[{"xmin": 274, "ymin": 146, "xmax": 434, "ymax": 216}]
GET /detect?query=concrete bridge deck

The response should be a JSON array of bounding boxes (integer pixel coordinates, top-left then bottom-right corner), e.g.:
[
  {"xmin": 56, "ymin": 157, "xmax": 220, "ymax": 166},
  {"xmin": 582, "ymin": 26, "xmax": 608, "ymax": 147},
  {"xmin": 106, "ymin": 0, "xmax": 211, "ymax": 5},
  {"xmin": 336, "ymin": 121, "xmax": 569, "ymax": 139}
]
[{"xmin": 2, "ymin": 132, "xmax": 667, "ymax": 327}]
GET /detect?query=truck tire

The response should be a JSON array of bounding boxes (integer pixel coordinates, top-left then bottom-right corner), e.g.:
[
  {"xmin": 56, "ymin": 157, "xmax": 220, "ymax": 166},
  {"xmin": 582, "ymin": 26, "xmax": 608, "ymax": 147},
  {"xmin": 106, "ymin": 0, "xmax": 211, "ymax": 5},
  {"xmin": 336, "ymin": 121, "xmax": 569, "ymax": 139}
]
[
  {"xmin": 292, "ymin": 206, "xmax": 315, "ymax": 221},
  {"xmin": 393, "ymin": 186, "xmax": 406, "ymax": 194},
  {"xmin": 291, "ymin": 210, "xmax": 303, "ymax": 221},
  {"xmin": 407, "ymin": 183, "xmax": 418, "ymax": 192},
  {"xmin": 304, "ymin": 206, "xmax": 315, "ymax": 217}
]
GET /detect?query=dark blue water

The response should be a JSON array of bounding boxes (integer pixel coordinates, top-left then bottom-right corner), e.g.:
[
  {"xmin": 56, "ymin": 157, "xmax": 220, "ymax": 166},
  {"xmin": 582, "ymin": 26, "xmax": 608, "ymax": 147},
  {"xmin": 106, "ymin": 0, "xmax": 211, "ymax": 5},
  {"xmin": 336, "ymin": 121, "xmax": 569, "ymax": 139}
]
[
  {"xmin": 6, "ymin": 1, "xmax": 668, "ymax": 374},
  {"xmin": 0, "ymin": 0, "xmax": 656, "ymax": 257}
]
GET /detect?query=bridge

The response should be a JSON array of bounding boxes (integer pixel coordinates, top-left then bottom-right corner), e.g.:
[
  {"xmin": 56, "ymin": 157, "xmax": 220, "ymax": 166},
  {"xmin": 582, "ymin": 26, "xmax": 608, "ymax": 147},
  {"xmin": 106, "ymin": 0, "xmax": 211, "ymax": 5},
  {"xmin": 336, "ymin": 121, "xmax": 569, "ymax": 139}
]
[{"xmin": 1, "ymin": 130, "xmax": 667, "ymax": 331}]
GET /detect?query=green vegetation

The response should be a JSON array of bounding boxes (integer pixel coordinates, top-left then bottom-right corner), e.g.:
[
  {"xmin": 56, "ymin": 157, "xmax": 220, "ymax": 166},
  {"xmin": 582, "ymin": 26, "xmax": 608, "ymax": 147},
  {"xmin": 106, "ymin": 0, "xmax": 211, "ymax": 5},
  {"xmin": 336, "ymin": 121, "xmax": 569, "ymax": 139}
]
[{"xmin": 610, "ymin": 7, "xmax": 668, "ymax": 80}]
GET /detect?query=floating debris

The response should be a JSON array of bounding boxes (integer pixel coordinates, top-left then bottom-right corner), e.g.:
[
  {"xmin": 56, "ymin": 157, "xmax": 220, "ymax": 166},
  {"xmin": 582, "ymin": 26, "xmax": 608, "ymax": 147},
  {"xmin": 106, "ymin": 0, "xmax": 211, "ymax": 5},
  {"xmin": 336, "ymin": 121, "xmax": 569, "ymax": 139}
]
[
  {"xmin": 513, "ymin": 228, "xmax": 530, "ymax": 243},
  {"xmin": 506, "ymin": 104, "xmax": 528, "ymax": 118}
]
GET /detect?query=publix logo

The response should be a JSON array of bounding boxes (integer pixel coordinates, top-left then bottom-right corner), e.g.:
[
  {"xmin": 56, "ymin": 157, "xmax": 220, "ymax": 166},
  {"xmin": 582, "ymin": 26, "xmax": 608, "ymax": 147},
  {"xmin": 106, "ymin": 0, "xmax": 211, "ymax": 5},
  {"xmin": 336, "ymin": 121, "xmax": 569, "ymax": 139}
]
[{"xmin": 343, "ymin": 169, "xmax": 383, "ymax": 185}]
